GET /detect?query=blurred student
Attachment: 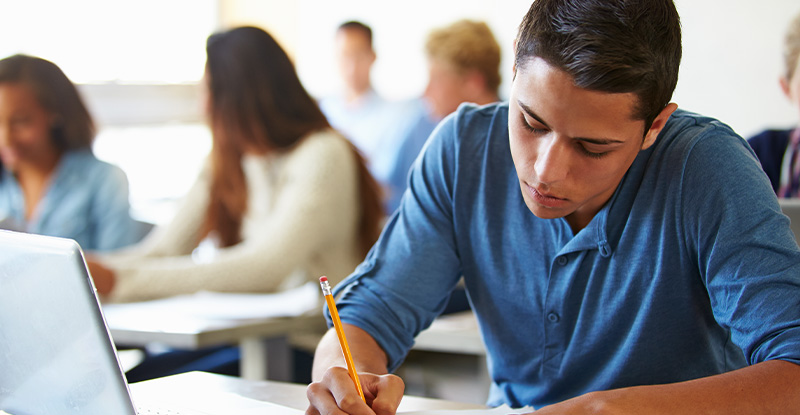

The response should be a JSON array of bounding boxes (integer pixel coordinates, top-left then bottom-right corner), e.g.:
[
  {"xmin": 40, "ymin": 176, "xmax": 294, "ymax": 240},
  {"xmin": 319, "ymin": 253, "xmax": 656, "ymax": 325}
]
[
  {"xmin": 319, "ymin": 21, "xmax": 395, "ymax": 177},
  {"xmin": 0, "ymin": 54, "xmax": 140, "ymax": 251},
  {"xmin": 383, "ymin": 20, "xmax": 501, "ymax": 214},
  {"xmin": 87, "ymin": 26, "xmax": 383, "ymax": 303},
  {"xmin": 748, "ymin": 11, "xmax": 800, "ymax": 196}
]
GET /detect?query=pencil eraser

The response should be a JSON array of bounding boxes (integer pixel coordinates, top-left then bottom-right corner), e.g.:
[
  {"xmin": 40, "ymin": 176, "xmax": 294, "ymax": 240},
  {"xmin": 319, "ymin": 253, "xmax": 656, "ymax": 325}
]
[{"xmin": 319, "ymin": 276, "xmax": 328, "ymax": 283}]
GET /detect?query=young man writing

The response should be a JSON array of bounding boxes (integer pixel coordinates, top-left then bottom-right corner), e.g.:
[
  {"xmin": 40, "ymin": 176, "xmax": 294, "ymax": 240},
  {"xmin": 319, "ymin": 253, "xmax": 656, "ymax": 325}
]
[{"xmin": 306, "ymin": 1, "xmax": 800, "ymax": 413}]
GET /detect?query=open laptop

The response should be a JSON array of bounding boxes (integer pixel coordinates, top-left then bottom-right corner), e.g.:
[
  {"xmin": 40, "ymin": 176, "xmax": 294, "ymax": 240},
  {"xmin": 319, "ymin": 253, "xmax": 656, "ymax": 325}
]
[{"xmin": 0, "ymin": 230, "xmax": 300, "ymax": 415}]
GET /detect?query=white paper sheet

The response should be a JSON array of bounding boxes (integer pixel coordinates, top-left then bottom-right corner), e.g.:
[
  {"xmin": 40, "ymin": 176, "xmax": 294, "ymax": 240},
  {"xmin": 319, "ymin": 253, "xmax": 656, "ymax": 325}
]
[
  {"xmin": 400, "ymin": 405, "xmax": 534, "ymax": 415},
  {"xmin": 135, "ymin": 392, "xmax": 305, "ymax": 414},
  {"xmin": 135, "ymin": 394, "xmax": 533, "ymax": 415}
]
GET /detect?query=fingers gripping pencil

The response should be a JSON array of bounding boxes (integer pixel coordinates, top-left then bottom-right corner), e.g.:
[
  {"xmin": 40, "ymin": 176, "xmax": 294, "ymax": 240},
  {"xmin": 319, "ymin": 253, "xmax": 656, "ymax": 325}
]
[{"xmin": 319, "ymin": 276, "xmax": 367, "ymax": 403}]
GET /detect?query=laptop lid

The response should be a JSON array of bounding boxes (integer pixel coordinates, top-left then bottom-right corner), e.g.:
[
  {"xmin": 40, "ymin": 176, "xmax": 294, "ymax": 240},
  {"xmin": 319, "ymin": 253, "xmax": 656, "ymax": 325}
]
[{"xmin": 0, "ymin": 230, "xmax": 137, "ymax": 415}]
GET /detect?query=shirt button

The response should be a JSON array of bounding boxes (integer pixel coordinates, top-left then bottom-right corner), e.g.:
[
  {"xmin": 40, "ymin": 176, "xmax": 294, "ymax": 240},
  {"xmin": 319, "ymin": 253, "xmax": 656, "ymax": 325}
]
[
  {"xmin": 547, "ymin": 313, "xmax": 560, "ymax": 323},
  {"xmin": 557, "ymin": 256, "xmax": 567, "ymax": 266}
]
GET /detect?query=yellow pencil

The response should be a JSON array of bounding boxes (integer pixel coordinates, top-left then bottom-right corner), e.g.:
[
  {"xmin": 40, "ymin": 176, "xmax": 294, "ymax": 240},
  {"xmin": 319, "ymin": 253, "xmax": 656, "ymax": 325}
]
[{"xmin": 319, "ymin": 276, "xmax": 366, "ymax": 403}]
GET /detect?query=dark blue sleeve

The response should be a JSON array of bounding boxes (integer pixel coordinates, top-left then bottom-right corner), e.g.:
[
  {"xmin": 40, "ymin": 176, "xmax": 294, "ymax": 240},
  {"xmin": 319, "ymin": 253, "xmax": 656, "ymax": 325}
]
[
  {"xmin": 90, "ymin": 163, "xmax": 141, "ymax": 251},
  {"xmin": 684, "ymin": 126, "xmax": 800, "ymax": 366}
]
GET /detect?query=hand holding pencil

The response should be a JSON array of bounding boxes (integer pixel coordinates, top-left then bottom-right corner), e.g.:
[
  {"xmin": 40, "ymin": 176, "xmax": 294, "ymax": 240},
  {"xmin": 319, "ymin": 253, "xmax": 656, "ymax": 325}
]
[
  {"xmin": 308, "ymin": 276, "xmax": 406, "ymax": 415},
  {"xmin": 319, "ymin": 276, "xmax": 366, "ymax": 402}
]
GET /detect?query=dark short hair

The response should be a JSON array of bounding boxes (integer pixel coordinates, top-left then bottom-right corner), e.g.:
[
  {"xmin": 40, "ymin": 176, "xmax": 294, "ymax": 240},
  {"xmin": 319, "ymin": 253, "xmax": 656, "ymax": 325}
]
[
  {"xmin": 0, "ymin": 54, "xmax": 95, "ymax": 151},
  {"xmin": 338, "ymin": 20, "xmax": 373, "ymax": 47},
  {"xmin": 515, "ymin": 0, "xmax": 682, "ymax": 128}
]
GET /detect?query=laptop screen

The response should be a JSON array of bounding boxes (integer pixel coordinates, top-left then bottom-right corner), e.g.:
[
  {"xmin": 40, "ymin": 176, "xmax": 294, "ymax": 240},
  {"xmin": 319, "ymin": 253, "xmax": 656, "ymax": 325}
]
[{"xmin": 0, "ymin": 231, "xmax": 136, "ymax": 415}]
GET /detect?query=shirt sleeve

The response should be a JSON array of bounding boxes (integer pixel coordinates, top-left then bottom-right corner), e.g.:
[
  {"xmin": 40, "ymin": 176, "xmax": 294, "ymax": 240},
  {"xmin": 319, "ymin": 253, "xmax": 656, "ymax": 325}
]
[
  {"xmin": 89, "ymin": 164, "xmax": 141, "ymax": 252},
  {"xmin": 332, "ymin": 111, "xmax": 466, "ymax": 372},
  {"xmin": 681, "ymin": 125, "xmax": 800, "ymax": 366}
]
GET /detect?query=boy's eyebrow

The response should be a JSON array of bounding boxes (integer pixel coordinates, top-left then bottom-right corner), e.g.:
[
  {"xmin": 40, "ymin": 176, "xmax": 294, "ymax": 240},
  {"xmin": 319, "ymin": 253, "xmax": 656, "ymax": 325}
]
[
  {"xmin": 517, "ymin": 100, "xmax": 550, "ymax": 129},
  {"xmin": 516, "ymin": 99, "xmax": 625, "ymax": 145}
]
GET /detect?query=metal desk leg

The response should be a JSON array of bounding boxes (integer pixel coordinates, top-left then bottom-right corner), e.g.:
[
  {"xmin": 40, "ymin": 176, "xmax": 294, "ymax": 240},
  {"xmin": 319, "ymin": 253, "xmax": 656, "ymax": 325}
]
[{"xmin": 240, "ymin": 336, "xmax": 294, "ymax": 381}]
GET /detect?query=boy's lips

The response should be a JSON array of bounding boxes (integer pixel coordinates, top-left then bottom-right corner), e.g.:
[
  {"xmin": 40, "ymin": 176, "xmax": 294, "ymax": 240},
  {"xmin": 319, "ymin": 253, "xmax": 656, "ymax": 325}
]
[{"xmin": 526, "ymin": 183, "xmax": 568, "ymax": 208}]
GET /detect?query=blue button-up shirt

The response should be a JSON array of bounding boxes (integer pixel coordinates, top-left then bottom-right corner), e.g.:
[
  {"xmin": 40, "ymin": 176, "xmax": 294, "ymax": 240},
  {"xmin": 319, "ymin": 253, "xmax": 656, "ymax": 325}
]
[
  {"xmin": 331, "ymin": 103, "xmax": 800, "ymax": 408},
  {"xmin": 0, "ymin": 149, "xmax": 141, "ymax": 252}
]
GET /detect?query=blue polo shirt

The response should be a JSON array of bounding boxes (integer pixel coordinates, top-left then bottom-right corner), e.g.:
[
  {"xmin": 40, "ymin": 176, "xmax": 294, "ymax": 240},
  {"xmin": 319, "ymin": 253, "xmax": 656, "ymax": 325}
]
[{"xmin": 331, "ymin": 103, "xmax": 800, "ymax": 408}]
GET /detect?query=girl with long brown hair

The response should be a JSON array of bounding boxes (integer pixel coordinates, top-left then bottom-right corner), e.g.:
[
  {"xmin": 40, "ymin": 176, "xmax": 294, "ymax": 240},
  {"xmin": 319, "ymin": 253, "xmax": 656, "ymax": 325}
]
[{"xmin": 88, "ymin": 26, "xmax": 382, "ymax": 303}]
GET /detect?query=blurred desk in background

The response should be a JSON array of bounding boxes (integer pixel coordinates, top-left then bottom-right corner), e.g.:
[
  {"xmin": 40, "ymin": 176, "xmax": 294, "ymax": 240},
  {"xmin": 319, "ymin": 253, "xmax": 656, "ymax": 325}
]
[
  {"xmin": 413, "ymin": 311, "xmax": 485, "ymax": 356},
  {"xmin": 104, "ymin": 283, "xmax": 326, "ymax": 381},
  {"xmin": 402, "ymin": 311, "xmax": 490, "ymax": 404}
]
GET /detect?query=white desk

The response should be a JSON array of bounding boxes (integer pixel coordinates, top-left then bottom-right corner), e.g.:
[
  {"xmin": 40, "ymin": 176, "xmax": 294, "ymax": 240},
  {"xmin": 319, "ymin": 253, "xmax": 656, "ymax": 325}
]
[
  {"xmin": 105, "ymin": 308, "xmax": 325, "ymax": 381},
  {"xmin": 129, "ymin": 371, "xmax": 487, "ymax": 412}
]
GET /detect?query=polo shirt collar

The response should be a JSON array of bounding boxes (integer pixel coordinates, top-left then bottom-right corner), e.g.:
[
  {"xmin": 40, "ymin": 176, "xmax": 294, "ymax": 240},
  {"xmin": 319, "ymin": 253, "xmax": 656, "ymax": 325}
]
[{"xmin": 556, "ymin": 199, "xmax": 613, "ymax": 258}]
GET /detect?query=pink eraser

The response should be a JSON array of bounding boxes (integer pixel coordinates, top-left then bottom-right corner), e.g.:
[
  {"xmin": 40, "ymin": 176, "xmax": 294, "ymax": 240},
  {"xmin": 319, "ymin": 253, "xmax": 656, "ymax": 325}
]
[{"xmin": 319, "ymin": 276, "xmax": 328, "ymax": 282}]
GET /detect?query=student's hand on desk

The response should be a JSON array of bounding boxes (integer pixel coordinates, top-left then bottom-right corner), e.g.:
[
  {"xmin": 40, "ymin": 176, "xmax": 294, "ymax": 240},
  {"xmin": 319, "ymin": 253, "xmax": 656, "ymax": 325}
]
[
  {"xmin": 306, "ymin": 366, "xmax": 405, "ymax": 415},
  {"xmin": 85, "ymin": 258, "xmax": 116, "ymax": 296}
]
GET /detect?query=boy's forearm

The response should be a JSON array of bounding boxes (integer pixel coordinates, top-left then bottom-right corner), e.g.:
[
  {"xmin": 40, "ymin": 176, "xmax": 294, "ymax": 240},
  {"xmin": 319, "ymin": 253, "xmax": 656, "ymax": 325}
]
[
  {"xmin": 534, "ymin": 359, "xmax": 800, "ymax": 414},
  {"xmin": 646, "ymin": 359, "xmax": 800, "ymax": 414},
  {"xmin": 312, "ymin": 323, "xmax": 390, "ymax": 381}
]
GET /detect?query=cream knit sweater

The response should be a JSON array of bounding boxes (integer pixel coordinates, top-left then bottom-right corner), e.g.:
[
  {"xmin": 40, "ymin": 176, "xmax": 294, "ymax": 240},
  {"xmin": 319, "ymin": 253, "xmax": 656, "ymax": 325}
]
[{"xmin": 102, "ymin": 130, "xmax": 363, "ymax": 303}]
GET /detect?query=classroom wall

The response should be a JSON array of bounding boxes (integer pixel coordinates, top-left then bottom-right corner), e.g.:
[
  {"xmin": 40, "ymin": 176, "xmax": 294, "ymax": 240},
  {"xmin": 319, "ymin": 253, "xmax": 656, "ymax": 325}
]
[
  {"xmin": 674, "ymin": 0, "xmax": 800, "ymax": 138},
  {"xmin": 3, "ymin": 0, "xmax": 796, "ymax": 138},
  {"xmin": 222, "ymin": 0, "xmax": 800, "ymax": 139}
]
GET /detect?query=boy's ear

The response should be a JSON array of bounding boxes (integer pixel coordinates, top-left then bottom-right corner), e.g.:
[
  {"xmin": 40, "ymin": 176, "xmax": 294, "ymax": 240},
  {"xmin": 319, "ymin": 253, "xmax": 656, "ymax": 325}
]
[
  {"xmin": 780, "ymin": 76, "xmax": 791, "ymax": 99},
  {"xmin": 512, "ymin": 39, "xmax": 518, "ymax": 75},
  {"xmin": 642, "ymin": 103, "xmax": 678, "ymax": 150}
]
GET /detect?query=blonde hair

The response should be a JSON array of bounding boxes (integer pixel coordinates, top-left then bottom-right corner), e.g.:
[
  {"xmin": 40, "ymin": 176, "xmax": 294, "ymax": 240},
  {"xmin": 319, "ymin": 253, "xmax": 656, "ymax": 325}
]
[
  {"xmin": 425, "ymin": 19, "xmax": 502, "ymax": 94},
  {"xmin": 785, "ymin": 12, "xmax": 800, "ymax": 80}
]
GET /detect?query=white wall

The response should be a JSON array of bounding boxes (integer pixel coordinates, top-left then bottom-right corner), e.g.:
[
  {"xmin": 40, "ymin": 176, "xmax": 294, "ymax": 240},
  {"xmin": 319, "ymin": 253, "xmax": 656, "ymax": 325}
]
[
  {"xmin": 5, "ymin": 0, "xmax": 797, "ymax": 138},
  {"xmin": 3, "ymin": 0, "xmax": 800, "ymax": 222},
  {"xmin": 270, "ymin": 0, "xmax": 800, "ymax": 139},
  {"xmin": 288, "ymin": 0, "xmax": 532, "ymax": 102},
  {"xmin": 674, "ymin": 0, "xmax": 800, "ymax": 138}
]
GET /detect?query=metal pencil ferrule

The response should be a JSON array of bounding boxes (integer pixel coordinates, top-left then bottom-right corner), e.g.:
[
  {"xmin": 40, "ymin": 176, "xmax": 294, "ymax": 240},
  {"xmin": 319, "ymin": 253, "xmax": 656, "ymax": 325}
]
[{"xmin": 320, "ymin": 279, "xmax": 332, "ymax": 296}]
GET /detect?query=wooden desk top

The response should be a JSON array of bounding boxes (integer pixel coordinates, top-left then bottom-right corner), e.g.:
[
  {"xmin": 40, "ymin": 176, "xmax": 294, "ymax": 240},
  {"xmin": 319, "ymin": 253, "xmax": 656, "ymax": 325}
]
[{"xmin": 129, "ymin": 371, "xmax": 486, "ymax": 412}]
